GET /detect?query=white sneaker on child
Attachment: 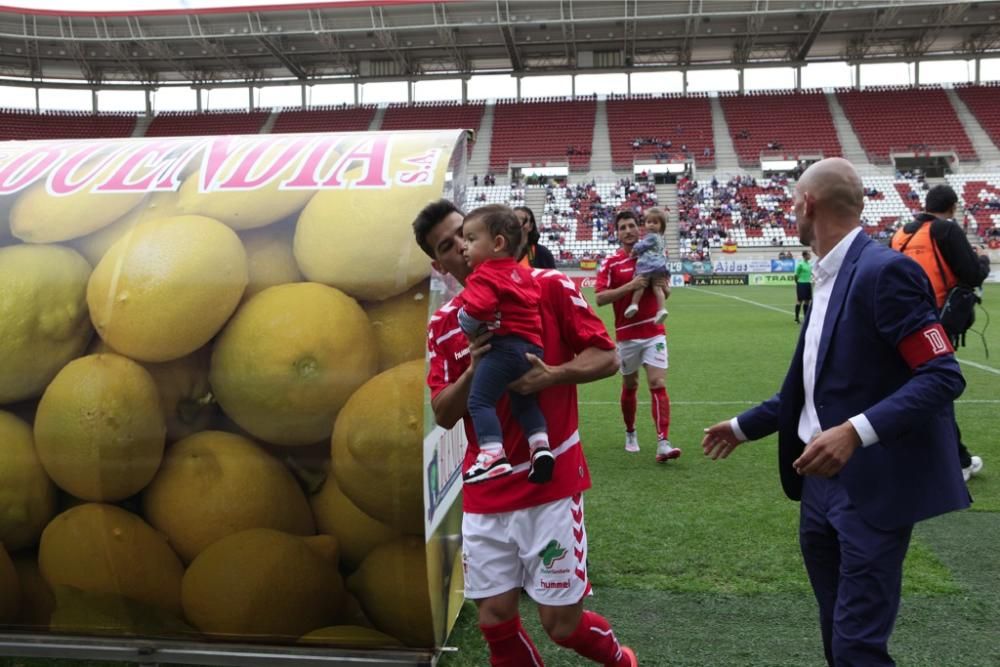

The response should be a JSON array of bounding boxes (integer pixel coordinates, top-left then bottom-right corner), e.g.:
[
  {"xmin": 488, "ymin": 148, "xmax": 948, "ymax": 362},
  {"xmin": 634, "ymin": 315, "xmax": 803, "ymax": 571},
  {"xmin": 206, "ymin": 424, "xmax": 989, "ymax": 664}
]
[
  {"xmin": 463, "ymin": 451, "xmax": 513, "ymax": 484},
  {"xmin": 655, "ymin": 309, "xmax": 668, "ymax": 324},
  {"xmin": 624, "ymin": 304, "xmax": 639, "ymax": 318}
]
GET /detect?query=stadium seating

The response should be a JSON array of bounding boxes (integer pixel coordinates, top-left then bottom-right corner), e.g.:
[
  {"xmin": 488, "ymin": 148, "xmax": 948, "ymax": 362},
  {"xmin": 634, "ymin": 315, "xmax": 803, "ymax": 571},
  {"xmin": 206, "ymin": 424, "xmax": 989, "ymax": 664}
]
[
  {"xmin": 954, "ymin": 84, "xmax": 1000, "ymax": 156},
  {"xmin": 146, "ymin": 110, "xmax": 268, "ymax": 136},
  {"xmin": 0, "ymin": 109, "xmax": 136, "ymax": 141},
  {"xmin": 381, "ymin": 102, "xmax": 484, "ymax": 155},
  {"xmin": 489, "ymin": 97, "xmax": 596, "ymax": 172},
  {"xmin": 271, "ymin": 105, "xmax": 376, "ymax": 134},
  {"xmin": 947, "ymin": 172, "xmax": 1000, "ymax": 238},
  {"xmin": 836, "ymin": 87, "xmax": 976, "ymax": 163},
  {"xmin": 466, "ymin": 185, "xmax": 524, "ymax": 208},
  {"xmin": 720, "ymin": 90, "xmax": 841, "ymax": 166},
  {"xmin": 605, "ymin": 94, "xmax": 714, "ymax": 170}
]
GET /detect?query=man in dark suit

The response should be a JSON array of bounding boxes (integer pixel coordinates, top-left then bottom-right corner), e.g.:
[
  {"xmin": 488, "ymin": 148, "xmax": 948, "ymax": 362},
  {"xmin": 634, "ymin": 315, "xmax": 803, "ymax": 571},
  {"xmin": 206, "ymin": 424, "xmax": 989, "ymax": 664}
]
[{"xmin": 702, "ymin": 158, "xmax": 970, "ymax": 666}]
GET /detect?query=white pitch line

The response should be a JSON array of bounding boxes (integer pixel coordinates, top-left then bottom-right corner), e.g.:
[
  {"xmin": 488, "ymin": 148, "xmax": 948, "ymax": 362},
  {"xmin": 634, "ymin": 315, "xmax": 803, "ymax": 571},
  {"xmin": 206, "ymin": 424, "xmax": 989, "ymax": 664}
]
[
  {"xmin": 695, "ymin": 288, "xmax": 792, "ymax": 315},
  {"xmin": 695, "ymin": 288, "xmax": 1000, "ymax": 376}
]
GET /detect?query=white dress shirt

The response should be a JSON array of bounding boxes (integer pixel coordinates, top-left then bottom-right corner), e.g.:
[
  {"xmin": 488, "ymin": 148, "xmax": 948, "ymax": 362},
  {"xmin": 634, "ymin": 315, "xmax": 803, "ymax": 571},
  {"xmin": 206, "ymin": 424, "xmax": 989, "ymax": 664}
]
[{"xmin": 731, "ymin": 226, "xmax": 878, "ymax": 447}]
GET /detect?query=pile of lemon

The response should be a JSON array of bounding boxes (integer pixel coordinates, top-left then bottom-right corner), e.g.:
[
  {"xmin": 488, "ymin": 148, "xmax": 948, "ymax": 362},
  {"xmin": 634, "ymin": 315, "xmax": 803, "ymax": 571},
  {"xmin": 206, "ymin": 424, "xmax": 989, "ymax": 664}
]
[{"xmin": 0, "ymin": 133, "xmax": 458, "ymax": 649}]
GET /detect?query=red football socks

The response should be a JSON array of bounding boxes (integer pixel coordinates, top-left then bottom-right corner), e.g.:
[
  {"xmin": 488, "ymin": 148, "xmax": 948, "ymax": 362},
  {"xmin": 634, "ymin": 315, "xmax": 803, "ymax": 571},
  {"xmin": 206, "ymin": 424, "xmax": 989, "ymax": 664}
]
[
  {"xmin": 650, "ymin": 386, "xmax": 670, "ymax": 440},
  {"xmin": 553, "ymin": 610, "xmax": 629, "ymax": 667},
  {"xmin": 620, "ymin": 385, "xmax": 637, "ymax": 432},
  {"xmin": 480, "ymin": 616, "xmax": 544, "ymax": 666}
]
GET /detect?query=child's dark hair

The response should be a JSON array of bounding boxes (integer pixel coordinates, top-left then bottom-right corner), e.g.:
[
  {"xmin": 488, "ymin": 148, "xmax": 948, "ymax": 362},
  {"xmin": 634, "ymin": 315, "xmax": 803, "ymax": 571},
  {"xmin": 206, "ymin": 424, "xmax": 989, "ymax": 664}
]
[
  {"xmin": 466, "ymin": 204, "xmax": 523, "ymax": 255},
  {"xmin": 412, "ymin": 199, "xmax": 464, "ymax": 259}
]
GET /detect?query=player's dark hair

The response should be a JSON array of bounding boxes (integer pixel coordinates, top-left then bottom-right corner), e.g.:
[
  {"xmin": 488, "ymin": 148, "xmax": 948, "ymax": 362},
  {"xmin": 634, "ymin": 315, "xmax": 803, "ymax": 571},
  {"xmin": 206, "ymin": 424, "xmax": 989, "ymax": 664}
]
[
  {"xmin": 465, "ymin": 204, "xmax": 523, "ymax": 256},
  {"xmin": 615, "ymin": 209, "xmax": 638, "ymax": 228},
  {"xmin": 412, "ymin": 199, "xmax": 463, "ymax": 259}
]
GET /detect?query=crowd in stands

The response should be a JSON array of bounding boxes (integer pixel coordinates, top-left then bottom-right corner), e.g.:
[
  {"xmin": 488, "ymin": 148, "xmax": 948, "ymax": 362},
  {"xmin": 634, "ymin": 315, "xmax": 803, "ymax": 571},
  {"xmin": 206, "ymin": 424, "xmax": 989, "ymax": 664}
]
[
  {"xmin": 472, "ymin": 173, "xmax": 498, "ymax": 186},
  {"xmin": 629, "ymin": 133, "xmax": 711, "ymax": 162}
]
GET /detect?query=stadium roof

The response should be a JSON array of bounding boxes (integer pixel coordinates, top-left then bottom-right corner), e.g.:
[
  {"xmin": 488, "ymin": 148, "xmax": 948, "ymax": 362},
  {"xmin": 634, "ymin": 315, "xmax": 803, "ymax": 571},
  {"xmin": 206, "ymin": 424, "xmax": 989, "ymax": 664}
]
[{"xmin": 1, "ymin": 0, "xmax": 1000, "ymax": 89}]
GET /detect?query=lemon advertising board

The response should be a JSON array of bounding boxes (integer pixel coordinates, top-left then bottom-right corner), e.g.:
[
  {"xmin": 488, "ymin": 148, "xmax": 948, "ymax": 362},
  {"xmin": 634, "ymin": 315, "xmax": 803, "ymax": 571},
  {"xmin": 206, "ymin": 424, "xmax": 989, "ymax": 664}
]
[{"xmin": 0, "ymin": 130, "xmax": 468, "ymax": 665}]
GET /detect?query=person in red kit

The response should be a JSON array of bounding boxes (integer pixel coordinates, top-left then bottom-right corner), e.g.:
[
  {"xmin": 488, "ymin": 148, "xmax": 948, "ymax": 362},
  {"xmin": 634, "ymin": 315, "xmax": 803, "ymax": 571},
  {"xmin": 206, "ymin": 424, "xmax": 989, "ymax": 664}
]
[
  {"xmin": 457, "ymin": 204, "xmax": 554, "ymax": 484},
  {"xmin": 414, "ymin": 199, "xmax": 639, "ymax": 667},
  {"xmin": 596, "ymin": 209, "xmax": 681, "ymax": 463}
]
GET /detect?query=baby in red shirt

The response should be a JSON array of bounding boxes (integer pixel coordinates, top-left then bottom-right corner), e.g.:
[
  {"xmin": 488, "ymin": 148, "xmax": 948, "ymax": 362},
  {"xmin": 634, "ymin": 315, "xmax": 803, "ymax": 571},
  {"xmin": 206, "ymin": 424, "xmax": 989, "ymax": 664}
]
[{"xmin": 457, "ymin": 205, "xmax": 553, "ymax": 484}]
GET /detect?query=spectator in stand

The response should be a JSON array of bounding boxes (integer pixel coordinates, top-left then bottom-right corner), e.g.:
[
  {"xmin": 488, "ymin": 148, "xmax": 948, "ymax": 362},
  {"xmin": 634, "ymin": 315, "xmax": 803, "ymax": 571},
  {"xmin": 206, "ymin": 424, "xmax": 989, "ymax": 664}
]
[
  {"xmin": 473, "ymin": 174, "xmax": 479, "ymax": 187},
  {"xmin": 514, "ymin": 206, "xmax": 557, "ymax": 269},
  {"xmin": 890, "ymin": 185, "xmax": 990, "ymax": 483}
]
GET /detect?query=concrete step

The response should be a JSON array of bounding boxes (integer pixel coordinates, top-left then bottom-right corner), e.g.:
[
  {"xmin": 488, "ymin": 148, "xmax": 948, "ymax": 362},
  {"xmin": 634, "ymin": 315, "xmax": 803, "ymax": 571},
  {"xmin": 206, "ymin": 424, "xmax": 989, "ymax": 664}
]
[
  {"xmin": 259, "ymin": 109, "xmax": 279, "ymax": 134},
  {"xmin": 945, "ymin": 87, "xmax": 1000, "ymax": 164},
  {"xmin": 825, "ymin": 92, "xmax": 869, "ymax": 165},
  {"xmin": 468, "ymin": 101, "xmax": 495, "ymax": 179},
  {"xmin": 588, "ymin": 98, "xmax": 613, "ymax": 177},
  {"xmin": 708, "ymin": 96, "xmax": 741, "ymax": 175},
  {"xmin": 368, "ymin": 105, "xmax": 385, "ymax": 131}
]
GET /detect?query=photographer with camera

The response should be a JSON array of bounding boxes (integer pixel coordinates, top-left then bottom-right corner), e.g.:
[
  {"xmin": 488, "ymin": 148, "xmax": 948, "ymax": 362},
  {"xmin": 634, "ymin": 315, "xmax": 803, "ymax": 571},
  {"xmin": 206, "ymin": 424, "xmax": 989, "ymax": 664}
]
[{"xmin": 891, "ymin": 184, "xmax": 990, "ymax": 482}]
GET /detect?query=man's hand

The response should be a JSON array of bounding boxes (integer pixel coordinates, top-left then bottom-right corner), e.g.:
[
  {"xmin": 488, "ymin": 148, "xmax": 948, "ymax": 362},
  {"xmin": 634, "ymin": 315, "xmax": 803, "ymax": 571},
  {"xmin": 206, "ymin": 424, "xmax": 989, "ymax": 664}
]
[
  {"xmin": 702, "ymin": 420, "xmax": 742, "ymax": 460},
  {"xmin": 467, "ymin": 332, "xmax": 493, "ymax": 370},
  {"xmin": 627, "ymin": 275, "xmax": 650, "ymax": 291},
  {"xmin": 508, "ymin": 353, "xmax": 557, "ymax": 395},
  {"xmin": 793, "ymin": 422, "xmax": 861, "ymax": 477}
]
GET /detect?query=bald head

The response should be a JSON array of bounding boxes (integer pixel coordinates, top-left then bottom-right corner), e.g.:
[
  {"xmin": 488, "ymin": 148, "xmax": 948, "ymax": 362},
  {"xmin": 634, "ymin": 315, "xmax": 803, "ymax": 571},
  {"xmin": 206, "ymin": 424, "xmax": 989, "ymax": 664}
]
[{"xmin": 796, "ymin": 158, "xmax": 864, "ymax": 223}]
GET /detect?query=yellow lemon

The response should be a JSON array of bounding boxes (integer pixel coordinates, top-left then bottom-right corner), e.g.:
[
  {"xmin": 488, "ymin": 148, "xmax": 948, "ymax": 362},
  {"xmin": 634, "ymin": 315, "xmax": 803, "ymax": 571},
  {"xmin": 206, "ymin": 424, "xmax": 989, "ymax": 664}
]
[
  {"xmin": 90, "ymin": 338, "xmax": 216, "ymax": 442},
  {"xmin": 210, "ymin": 282, "xmax": 377, "ymax": 446},
  {"xmin": 309, "ymin": 472, "xmax": 400, "ymax": 571},
  {"xmin": 38, "ymin": 503, "xmax": 184, "ymax": 616},
  {"xmin": 73, "ymin": 191, "xmax": 181, "ymax": 266},
  {"xmin": 0, "ymin": 411, "xmax": 57, "ymax": 552},
  {"xmin": 181, "ymin": 529, "xmax": 345, "ymax": 638},
  {"xmin": 0, "ymin": 244, "xmax": 93, "ymax": 404},
  {"xmin": 49, "ymin": 585, "xmax": 196, "ymax": 637},
  {"xmin": 176, "ymin": 139, "xmax": 316, "ymax": 231},
  {"xmin": 332, "ymin": 359, "xmax": 424, "ymax": 534},
  {"xmin": 143, "ymin": 431, "xmax": 316, "ymax": 563},
  {"xmin": 364, "ymin": 280, "xmax": 430, "ymax": 371},
  {"xmin": 13, "ymin": 556, "xmax": 55, "ymax": 628},
  {"xmin": 10, "ymin": 155, "xmax": 146, "ymax": 243},
  {"xmin": 293, "ymin": 132, "xmax": 455, "ymax": 302},
  {"xmin": 88, "ymin": 215, "xmax": 248, "ymax": 363},
  {"xmin": 0, "ymin": 543, "xmax": 18, "ymax": 624},
  {"xmin": 347, "ymin": 536, "xmax": 435, "ymax": 647},
  {"xmin": 299, "ymin": 625, "xmax": 402, "ymax": 648},
  {"xmin": 34, "ymin": 354, "xmax": 165, "ymax": 502},
  {"xmin": 240, "ymin": 221, "xmax": 303, "ymax": 301}
]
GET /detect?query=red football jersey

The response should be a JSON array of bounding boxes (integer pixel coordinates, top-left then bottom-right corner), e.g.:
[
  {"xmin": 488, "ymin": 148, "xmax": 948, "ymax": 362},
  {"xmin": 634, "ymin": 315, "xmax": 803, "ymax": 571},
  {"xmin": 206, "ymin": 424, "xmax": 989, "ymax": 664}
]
[
  {"xmin": 595, "ymin": 249, "xmax": 665, "ymax": 341},
  {"xmin": 427, "ymin": 269, "xmax": 614, "ymax": 514},
  {"xmin": 460, "ymin": 257, "xmax": 543, "ymax": 348}
]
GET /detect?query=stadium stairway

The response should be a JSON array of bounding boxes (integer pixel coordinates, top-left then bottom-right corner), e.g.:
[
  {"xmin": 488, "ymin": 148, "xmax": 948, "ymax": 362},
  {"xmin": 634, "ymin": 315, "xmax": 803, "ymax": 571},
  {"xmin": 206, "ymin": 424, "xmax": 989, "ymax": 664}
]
[
  {"xmin": 662, "ymin": 186, "xmax": 681, "ymax": 260},
  {"xmin": 259, "ymin": 109, "xmax": 279, "ymax": 134},
  {"xmin": 368, "ymin": 105, "xmax": 385, "ymax": 131},
  {"xmin": 525, "ymin": 187, "xmax": 546, "ymax": 219},
  {"xmin": 131, "ymin": 115, "xmax": 152, "ymax": 138},
  {"xmin": 946, "ymin": 87, "xmax": 1000, "ymax": 165},
  {"xmin": 588, "ymin": 98, "xmax": 614, "ymax": 178},
  {"xmin": 708, "ymin": 96, "xmax": 740, "ymax": 173},
  {"xmin": 467, "ymin": 101, "xmax": 494, "ymax": 179},
  {"xmin": 825, "ymin": 91, "xmax": 870, "ymax": 165}
]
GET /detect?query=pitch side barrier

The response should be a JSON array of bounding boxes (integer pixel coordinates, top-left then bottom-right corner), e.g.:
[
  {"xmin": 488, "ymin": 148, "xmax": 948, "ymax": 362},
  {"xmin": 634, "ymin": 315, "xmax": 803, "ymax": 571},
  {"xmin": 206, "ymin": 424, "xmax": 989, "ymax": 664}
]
[
  {"xmin": 570, "ymin": 258, "xmax": 797, "ymax": 290},
  {"xmin": 0, "ymin": 130, "xmax": 471, "ymax": 666}
]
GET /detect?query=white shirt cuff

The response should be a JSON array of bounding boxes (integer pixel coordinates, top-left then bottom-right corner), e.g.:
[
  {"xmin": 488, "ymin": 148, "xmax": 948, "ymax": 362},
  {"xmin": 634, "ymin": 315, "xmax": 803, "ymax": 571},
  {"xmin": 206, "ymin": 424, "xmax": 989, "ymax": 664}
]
[
  {"xmin": 729, "ymin": 417, "xmax": 748, "ymax": 442},
  {"xmin": 848, "ymin": 414, "xmax": 879, "ymax": 447}
]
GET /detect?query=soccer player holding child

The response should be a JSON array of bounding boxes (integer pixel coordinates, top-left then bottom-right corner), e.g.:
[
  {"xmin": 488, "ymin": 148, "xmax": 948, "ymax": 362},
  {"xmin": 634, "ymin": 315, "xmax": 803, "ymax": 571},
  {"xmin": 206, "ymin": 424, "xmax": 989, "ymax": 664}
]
[
  {"xmin": 623, "ymin": 207, "xmax": 670, "ymax": 324},
  {"xmin": 597, "ymin": 209, "xmax": 681, "ymax": 463},
  {"xmin": 457, "ymin": 205, "xmax": 555, "ymax": 484}
]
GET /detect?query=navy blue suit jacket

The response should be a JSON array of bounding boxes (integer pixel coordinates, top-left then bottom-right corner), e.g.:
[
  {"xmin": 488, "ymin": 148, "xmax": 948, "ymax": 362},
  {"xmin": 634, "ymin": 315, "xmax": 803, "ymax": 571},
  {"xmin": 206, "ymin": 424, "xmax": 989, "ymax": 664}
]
[{"xmin": 738, "ymin": 232, "xmax": 970, "ymax": 531}]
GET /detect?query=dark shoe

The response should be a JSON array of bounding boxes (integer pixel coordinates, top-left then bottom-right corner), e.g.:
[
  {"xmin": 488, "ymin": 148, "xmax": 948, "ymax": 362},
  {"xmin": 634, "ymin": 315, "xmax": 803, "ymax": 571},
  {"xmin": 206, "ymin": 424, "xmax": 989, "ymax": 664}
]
[{"xmin": 528, "ymin": 447, "xmax": 555, "ymax": 484}]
